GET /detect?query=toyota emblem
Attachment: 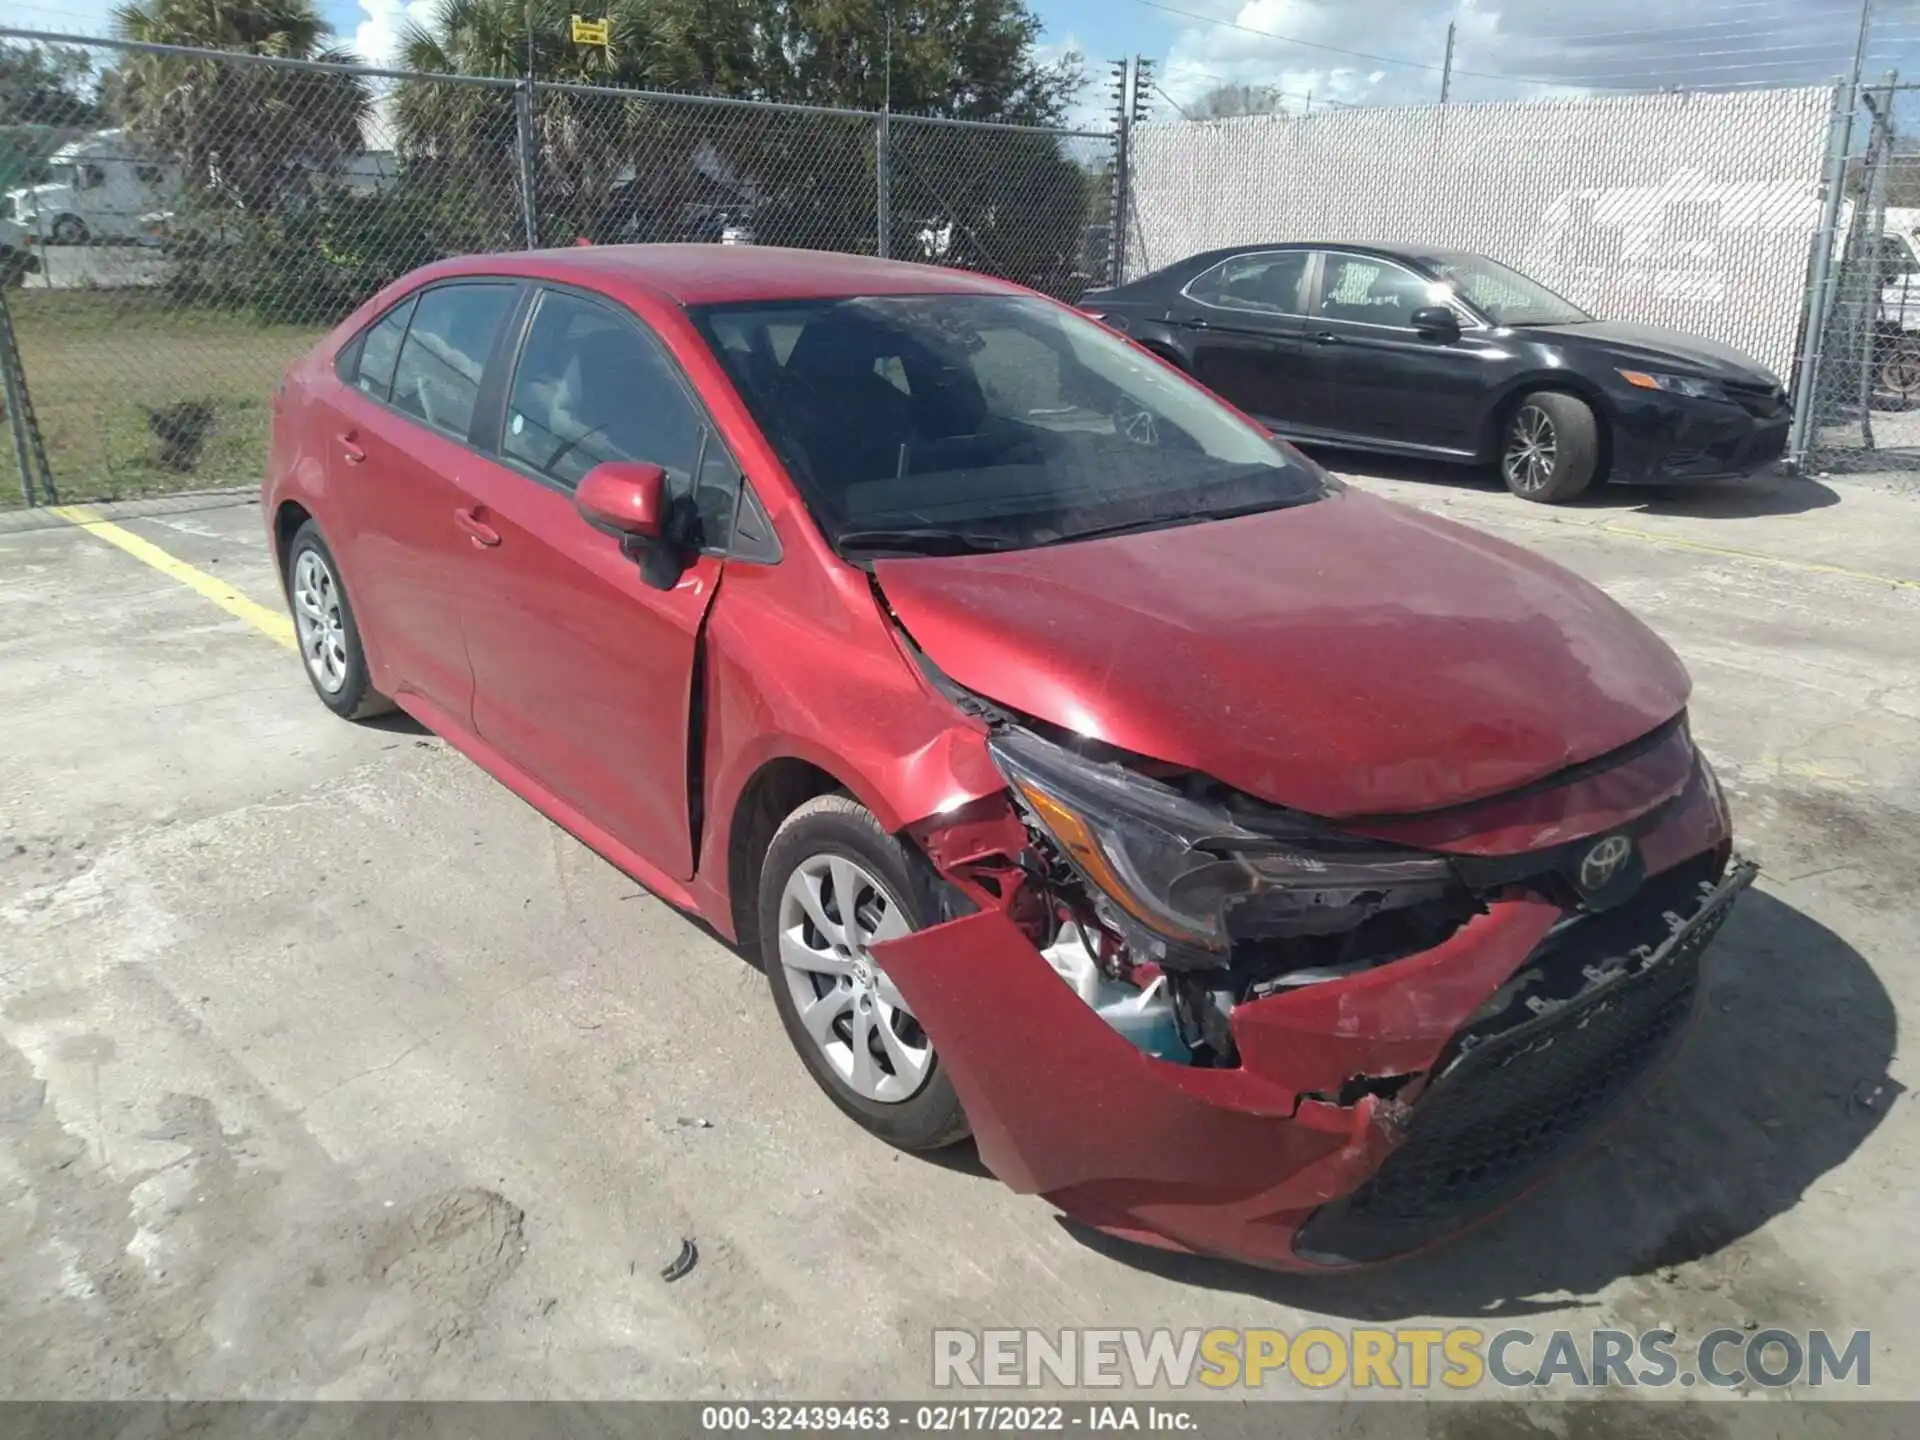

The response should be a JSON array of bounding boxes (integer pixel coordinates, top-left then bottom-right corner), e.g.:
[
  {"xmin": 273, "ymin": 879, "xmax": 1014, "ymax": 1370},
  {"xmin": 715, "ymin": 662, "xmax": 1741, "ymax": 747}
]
[{"xmin": 1579, "ymin": 835, "xmax": 1634, "ymax": 891}]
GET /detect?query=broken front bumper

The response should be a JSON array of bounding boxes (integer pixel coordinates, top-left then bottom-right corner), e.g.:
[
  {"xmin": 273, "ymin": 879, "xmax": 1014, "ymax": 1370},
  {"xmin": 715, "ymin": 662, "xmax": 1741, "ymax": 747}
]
[{"xmin": 876, "ymin": 772, "xmax": 1752, "ymax": 1270}]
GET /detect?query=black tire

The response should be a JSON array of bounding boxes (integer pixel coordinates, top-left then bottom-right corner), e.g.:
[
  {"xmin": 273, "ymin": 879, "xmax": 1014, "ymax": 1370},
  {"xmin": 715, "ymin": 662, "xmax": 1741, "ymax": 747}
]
[
  {"xmin": 759, "ymin": 795, "xmax": 970, "ymax": 1152},
  {"xmin": 1500, "ymin": 390, "xmax": 1600, "ymax": 504},
  {"xmin": 284, "ymin": 520, "xmax": 394, "ymax": 720},
  {"xmin": 50, "ymin": 215, "xmax": 88, "ymax": 246}
]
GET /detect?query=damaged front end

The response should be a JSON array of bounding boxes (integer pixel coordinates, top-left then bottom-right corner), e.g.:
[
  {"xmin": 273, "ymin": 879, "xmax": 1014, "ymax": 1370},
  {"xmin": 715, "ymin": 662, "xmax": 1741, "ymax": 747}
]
[
  {"xmin": 988, "ymin": 724, "xmax": 1491, "ymax": 1068},
  {"xmin": 883, "ymin": 709, "xmax": 1754, "ymax": 1268}
]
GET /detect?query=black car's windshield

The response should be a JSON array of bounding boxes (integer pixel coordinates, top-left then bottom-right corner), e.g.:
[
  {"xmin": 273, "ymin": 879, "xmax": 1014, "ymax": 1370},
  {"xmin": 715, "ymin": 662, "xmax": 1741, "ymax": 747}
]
[
  {"xmin": 691, "ymin": 293, "xmax": 1332, "ymax": 556},
  {"xmin": 1428, "ymin": 255, "xmax": 1591, "ymax": 327}
]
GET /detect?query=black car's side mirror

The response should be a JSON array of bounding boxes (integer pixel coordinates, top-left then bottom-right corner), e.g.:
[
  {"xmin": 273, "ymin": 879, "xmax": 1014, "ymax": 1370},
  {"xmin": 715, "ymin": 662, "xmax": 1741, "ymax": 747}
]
[{"xmin": 1411, "ymin": 306, "xmax": 1462, "ymax": 342}]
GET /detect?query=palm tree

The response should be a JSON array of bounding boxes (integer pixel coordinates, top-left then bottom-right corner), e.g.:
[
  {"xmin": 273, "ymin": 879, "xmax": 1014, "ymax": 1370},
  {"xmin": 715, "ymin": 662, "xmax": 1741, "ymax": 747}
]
[
  {"xmin": 394, "ymin": 0, "xmax": 693, "ymax": 243},
  {"xmin": 111, "ymin": 0, "xmax": 372, "ymax": 213}
]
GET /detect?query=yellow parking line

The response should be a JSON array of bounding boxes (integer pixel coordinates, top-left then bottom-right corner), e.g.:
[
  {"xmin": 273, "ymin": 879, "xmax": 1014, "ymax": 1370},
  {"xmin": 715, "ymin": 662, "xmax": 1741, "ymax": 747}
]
[
  {"xmin": 1595, "ymin": 521, "xmax": 1920, "ymax": 592},
  {"xmin": 50, "ymin": 504, "xmax": 296, "ymax": 650}
]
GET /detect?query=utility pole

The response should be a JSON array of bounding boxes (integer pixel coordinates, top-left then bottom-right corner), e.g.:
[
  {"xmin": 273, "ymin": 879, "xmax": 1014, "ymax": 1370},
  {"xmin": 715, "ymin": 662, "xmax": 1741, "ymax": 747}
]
[
  {"xmin": 1440, "ymin": 21, "xmax": 1456, "ymax": 104},
  {"xmin": 1108, "ymin": 57, "xmax": 1153, "ymax": 285}
]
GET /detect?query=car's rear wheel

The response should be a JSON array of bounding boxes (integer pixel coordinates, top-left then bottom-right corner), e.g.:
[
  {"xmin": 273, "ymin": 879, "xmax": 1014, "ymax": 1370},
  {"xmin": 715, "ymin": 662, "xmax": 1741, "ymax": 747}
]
[
  {"xmin": 285, "ymin": 521, "xmax": 393, "ymax": 720},
  {"xmin": 50, "ymin": 214, "xmax": 88, "ymax": 245},
  {"xmin": 1501, "ymin": 391, "xmax": 1599, "ymax": 504},
  {"xmin": 758, "ymin": 795, "xmax": 969, "ymax": 1152}
]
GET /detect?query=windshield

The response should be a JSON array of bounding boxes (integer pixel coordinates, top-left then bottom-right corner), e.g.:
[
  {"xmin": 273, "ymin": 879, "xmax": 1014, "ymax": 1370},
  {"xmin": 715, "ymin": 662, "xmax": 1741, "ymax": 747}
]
[
  {"xmin": 691, "ymin": 294, "xmax": 1332, "ymax": 556},
  {"xmin": 1428, "ymin": 255, "xmax": 1591, "ymax": 327}
]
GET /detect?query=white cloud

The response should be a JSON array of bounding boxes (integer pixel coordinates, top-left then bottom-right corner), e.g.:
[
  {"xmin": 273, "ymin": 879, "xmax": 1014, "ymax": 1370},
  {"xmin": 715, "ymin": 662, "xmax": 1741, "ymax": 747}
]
[
  {"xmin": 1153, "ymin": 0, "xmax": 1900, "ymax": 115},
  {"xmin": 353, "ymin": 0, "xmax": 438, "ymax": 69}
]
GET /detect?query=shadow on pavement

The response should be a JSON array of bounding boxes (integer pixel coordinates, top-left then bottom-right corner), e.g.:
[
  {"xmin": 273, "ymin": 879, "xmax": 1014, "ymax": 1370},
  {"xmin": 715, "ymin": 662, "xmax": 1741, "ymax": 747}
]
[
  {"xmin": 1061, "ymin": 889, "xmax": 1898, "ymax": 1319},
  {"xmin": 1313, "ymin": 448, "xmax": 1842, "ymax": 520}
]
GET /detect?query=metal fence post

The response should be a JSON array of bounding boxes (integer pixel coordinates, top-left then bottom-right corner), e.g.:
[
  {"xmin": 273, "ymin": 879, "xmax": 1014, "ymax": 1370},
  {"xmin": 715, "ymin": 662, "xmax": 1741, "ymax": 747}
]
[
  {"xmin": 515, "ymin": 80, "xmax": 540, "ymax": 249},
  {"xmin": 1853, "ymin": 71, "xmax": 1898, "ymax": 448},
  {"xmin": 876, "ymin": 110, "xmax": 891, "ymax": 260},
  {"xmin": 1789, "ymin": 79, "xmax": 1861, "ymax": 470}
]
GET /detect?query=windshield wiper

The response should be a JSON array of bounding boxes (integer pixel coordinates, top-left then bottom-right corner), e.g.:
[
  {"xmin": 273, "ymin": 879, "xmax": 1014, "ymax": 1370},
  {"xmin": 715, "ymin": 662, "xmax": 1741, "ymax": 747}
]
[
  {"xmin": 835, "ymin": 527, "xmax": 1020, "ymax": 557},
  {"xmin": 1040, "ymin": 494, "xmax": 1314, "ymax": 548}
]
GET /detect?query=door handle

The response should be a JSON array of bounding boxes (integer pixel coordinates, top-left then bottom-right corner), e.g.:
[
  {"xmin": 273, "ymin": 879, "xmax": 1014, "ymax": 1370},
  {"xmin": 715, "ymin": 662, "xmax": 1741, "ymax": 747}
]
[
  {"xmin": 1312, "ymin": 331, "xmax": 1342, "ymax": 345},
  {"xmin": 336, "ymin": 431, "xmax": 366, "ymax": 464},
  {"xmin": 453, "ymin": 505, "xmax": 501, "ymax": 548}
]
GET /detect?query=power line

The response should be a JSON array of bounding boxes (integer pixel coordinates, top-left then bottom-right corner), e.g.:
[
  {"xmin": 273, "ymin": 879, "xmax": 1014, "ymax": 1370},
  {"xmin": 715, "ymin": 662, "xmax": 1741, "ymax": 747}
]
[
  {"xmin": 1129, "ymin": 0, "xmax": 1892, "ymax": 92},
  {"xmin": 1162, "ymin": 66, "xmax": 1350, "ymax": 110},
  {"xmin": 1150, "ymin": 84, "xmax": 1193, "ymax": 119}
]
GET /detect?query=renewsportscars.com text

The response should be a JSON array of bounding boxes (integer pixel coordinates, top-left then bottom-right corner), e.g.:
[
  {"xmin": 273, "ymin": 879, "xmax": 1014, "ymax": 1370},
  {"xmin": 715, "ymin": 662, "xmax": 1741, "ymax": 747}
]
[{"xmin": 932, "ymin": 1327, "xmax": 1872, "ymax": 1391}]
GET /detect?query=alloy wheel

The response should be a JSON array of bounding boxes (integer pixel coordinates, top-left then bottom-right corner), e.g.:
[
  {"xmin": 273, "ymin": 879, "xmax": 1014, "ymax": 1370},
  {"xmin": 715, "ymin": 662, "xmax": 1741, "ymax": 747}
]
[
  {"xmin": 291, "ymin": 549, "xmax": 350, "ymax": 695},
  {"xmin": 1503, "ymin": 404, "xmax": 1558, "ymax": 494},
  {"xmin": 776, "ymin": 853, "xmax": 932, "ymax": 1103}
]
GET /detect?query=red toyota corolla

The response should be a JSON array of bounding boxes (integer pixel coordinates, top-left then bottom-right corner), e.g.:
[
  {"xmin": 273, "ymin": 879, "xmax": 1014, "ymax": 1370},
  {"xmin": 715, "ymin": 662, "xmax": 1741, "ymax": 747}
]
[{"xmin": 264, "ymin": 245, "xmax": 1753, "ymax": 1269}]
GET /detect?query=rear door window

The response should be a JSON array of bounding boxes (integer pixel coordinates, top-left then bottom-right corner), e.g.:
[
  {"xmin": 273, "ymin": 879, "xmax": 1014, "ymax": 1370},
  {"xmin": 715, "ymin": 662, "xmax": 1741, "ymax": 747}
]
[
  {"xmin": 1188, "ymin": 252, "xmax": 1310, "ymax": 315},
  {"xmin": 388, "ymin": 282, "xmax": 518, "ymax": 440},
  {"xmin": 343, "ymin": 296, "xmax": 416, "ymax": 401}
]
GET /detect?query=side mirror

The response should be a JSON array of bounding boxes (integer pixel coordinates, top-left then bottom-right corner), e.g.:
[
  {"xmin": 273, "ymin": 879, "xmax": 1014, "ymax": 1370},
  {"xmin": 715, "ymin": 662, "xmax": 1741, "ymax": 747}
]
[
  {"xmin": 575, "ymin": 460, "xmax": 666, "ymax": 540},
  {"xmin": 1411, "ymin": 306, "xmax": 1462, "ymax": 342}
]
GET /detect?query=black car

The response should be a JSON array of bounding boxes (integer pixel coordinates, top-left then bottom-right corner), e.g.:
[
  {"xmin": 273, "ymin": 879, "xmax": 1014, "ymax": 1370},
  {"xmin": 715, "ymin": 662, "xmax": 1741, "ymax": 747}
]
[{"xmin": 1079, "ymin": 244, "xmax": 1791, "ymax": 503}]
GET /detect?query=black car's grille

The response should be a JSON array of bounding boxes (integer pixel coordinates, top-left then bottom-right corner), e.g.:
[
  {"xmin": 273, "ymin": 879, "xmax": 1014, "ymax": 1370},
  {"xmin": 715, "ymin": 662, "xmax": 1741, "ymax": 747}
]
[
  {"xmin": 1725, "ymin": 380, "xmax": 1789, "ymax": 419},
  {"xmin": 1293, "ymin": 863, "xmax": 1748, "ymax": 1266}
]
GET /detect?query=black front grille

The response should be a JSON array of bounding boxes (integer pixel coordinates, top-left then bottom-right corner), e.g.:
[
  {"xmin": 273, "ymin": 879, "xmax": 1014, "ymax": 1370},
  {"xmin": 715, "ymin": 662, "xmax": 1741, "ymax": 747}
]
[
  {"xmin": 1725, "ymin": 381, "xmax": 1788, "ymax": 419},
  {"xmin": 1294, "ymin": 869, "xmax": 1745, "ymax": 1266}
]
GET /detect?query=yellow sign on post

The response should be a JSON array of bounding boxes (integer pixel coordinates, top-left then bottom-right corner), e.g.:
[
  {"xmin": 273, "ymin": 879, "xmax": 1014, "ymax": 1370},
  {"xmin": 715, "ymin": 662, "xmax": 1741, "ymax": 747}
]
[{"xmin": 569, "ymin": 14, "xmax": 610, "ymax": 48}]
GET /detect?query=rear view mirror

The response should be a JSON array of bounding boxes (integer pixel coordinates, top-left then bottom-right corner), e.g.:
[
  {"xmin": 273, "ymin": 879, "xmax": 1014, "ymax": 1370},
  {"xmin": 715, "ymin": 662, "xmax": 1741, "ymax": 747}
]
[
  {"xmin": 1412, "ymin": 306, "xmax": 1462, "ymax": 342},
  {"xmin": 576, "ymin": 461, "xmax": 667, "ymax": 539}
]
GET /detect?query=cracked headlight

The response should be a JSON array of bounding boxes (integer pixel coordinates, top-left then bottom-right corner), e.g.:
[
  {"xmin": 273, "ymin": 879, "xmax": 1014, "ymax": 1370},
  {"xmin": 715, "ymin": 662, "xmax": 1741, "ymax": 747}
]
[{"xmin": 988, "ymin": 726, "xmax": 1455, "ymax": 960}]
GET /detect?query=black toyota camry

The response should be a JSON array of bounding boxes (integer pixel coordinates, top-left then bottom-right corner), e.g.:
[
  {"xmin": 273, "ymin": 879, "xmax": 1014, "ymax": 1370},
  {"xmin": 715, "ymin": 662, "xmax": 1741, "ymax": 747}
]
[{"xmin": 1079, "ymin": 243, "xmax": 1791, "ymax": 503}]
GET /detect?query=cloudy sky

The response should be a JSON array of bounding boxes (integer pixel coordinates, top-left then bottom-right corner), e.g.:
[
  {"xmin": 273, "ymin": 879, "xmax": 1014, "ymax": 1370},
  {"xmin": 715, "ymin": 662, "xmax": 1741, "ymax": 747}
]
[
  {"xmin": 1044, "ymin": 0, "xmax": 1920, "ymax": 120},
  {"xmin": 10, "ymin": 0, "xmax": 1920, "ymax": 114}
]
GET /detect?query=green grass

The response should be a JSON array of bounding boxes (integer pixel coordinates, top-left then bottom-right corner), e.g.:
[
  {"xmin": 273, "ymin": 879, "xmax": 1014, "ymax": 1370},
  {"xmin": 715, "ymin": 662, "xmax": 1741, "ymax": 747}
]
[{"xmin": 5, "ymin": 289, "xmax": 324, "ymax": 507}]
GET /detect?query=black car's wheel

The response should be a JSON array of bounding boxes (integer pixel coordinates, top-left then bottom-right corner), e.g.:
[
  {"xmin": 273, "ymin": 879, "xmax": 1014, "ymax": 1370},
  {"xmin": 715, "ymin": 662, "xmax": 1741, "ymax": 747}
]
[
  {"xmin": 1501, "ymin": 391, "xmax": 1599, "ymax": 504},
  {"xmin": 283, "ymin": 521, "xmax": 394, "ymax": 720},
  {"xmin": 759, "ymin": 795, "xmax": 970, "ymax": 1152}
]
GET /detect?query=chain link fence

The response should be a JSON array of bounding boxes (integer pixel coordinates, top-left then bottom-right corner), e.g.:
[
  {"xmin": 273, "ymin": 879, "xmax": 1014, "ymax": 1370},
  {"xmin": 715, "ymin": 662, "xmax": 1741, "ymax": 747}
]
[
  {"xmin": 1123, "ymin": 87, "xmax": 1838, "ymax": 388},
  {"xmin": 1797, "ymin": 78, "xmax": 1920, "ymax": 472},
  {"xmin": 15, "ymin": 22, "xmax": 1920, "ymax": 504},
  {"xmin": 0, "ymin": 27, "xmax": 1113, "ymax": 506}
]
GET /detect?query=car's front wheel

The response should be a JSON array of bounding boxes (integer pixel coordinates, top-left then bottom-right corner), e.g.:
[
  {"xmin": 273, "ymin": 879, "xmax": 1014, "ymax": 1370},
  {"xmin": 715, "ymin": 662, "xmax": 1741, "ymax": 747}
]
[
  {"xmin": 285, "ymin": 520, "xmax": 393, "ymax": 720},
  {"xmin": 1500, "ymin": 391, "xmax": 1599, "ymax": 503},
  {"xmin": 758, "ymin": 795, "xmax": 970, "ymax": 1151},
  {"xmin": 50, "ymin": 214, "xmax": 88, "ymax": 245}
]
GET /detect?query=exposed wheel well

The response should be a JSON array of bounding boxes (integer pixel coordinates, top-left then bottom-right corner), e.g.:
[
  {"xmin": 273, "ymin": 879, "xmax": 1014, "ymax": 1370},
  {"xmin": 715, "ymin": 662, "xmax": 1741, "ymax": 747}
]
[
  {"xmin": 1488, "ymin": 384, "xmax": 1613, "ymax": 481},
  {"xmin": 1138, "ymin": 339, "xmax": 1186, "ymax": 370},
  {"xmin": 726, "ymin": 757, "xmax": 843, "ymax": 955},
  {"xmin": 273, "ymin": 501, "xmax": 312, "ymax": 578}
]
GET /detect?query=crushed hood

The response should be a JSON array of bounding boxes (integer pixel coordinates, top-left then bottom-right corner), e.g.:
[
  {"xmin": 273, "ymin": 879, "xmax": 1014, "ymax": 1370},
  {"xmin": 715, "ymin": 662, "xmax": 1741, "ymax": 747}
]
[{"xmin": 874, "ymin": 490, "xmax": 1690, "ymax": 819}]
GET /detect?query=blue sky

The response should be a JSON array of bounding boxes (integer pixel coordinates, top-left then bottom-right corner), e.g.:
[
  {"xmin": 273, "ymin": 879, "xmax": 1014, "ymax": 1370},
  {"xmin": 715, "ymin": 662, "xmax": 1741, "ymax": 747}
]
[{"xmin": 14, "ymin": 0, "xmax": 1920, "ymax": 120}]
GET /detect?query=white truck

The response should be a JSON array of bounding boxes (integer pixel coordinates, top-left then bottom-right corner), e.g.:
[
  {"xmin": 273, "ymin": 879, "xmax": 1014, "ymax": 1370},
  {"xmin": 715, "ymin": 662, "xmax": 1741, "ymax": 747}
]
[{"xmin": 0, "ymin": 129, "xmax": 180, "ymax": 247}]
